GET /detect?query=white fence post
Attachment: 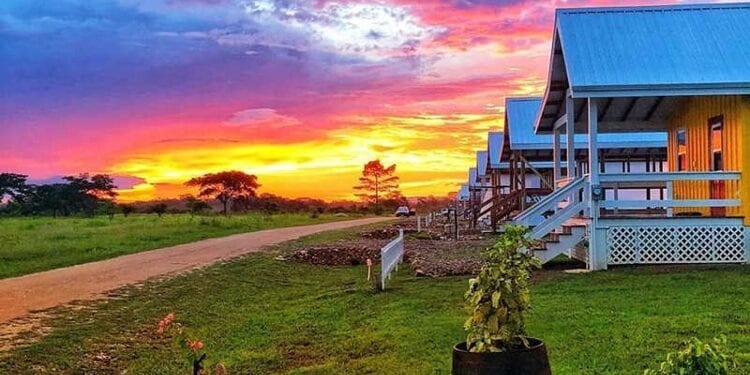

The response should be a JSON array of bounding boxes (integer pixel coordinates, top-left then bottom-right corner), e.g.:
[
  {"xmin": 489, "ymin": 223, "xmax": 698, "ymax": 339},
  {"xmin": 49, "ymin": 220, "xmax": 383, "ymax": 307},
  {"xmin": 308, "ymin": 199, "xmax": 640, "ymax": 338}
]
[
  {"xmin": 417, "ymin": 216, "xmax": 422, "ymax": 232},
  {"xmin": 380, "ymin": 229, "xmax": 405, "ymax": 290}
]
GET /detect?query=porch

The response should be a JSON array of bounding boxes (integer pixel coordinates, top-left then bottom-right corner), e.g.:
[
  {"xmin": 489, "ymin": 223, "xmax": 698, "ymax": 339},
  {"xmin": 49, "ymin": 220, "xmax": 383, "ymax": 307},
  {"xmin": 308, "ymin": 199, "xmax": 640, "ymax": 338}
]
[{"xmin": 513, "ymin": 169, "xmax": 748, "ymax": 269}]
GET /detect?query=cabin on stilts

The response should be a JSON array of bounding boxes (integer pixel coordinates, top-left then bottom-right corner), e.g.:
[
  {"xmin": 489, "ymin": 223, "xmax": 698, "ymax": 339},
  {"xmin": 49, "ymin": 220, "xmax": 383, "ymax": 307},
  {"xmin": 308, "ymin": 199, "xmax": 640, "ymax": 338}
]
[
  {"xmin": 476, "ymin": 97, "xmax": 666, "ymax": 234},
  {"xmin": 521, "ymin": 3, "xmax": 750, "ymax": 269}
]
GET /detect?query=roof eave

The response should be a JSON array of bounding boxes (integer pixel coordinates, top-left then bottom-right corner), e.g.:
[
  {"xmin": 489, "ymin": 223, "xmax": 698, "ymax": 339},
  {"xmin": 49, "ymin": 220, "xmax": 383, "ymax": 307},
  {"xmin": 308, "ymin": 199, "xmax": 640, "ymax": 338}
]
[{"xmin": 571, "ymin": 83, "xmax": 750, "ymax": 98}]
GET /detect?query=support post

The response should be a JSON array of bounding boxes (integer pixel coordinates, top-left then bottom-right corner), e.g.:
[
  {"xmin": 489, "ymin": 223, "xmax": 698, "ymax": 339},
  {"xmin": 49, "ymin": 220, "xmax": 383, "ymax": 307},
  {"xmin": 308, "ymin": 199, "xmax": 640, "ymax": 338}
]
[
  {"xmin": 553, "ymin": 128, "xmax": 562, "ymax": 184},
  {"xmin": 565, "ymin": 93, "xmax": 576, "ymax": 179},
  {"xmin": 587, "ymin": 98, "xmax": 607, "ymax": 270},
  {"xmin": 744, "ymin": 227, "xmax": 750, "ymax": 264},
  {"xmin": 666, "ymin": 181, "xmax": 674, "ymax": 217}
]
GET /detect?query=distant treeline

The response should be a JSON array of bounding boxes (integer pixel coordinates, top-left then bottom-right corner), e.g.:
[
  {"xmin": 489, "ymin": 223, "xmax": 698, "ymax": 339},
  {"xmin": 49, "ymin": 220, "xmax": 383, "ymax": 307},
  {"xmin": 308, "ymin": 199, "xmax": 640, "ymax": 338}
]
[{"xmin": 0, "ymin": 172, "xmax": 452, "ymax": 218}]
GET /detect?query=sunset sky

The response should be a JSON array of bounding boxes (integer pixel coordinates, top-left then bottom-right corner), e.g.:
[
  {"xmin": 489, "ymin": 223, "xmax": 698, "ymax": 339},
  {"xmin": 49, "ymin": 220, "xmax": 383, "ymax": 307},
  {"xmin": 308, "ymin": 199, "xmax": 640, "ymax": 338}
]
[{"xmin": 0, "ymin": 0, "xmax": 721, "ymax": 201}]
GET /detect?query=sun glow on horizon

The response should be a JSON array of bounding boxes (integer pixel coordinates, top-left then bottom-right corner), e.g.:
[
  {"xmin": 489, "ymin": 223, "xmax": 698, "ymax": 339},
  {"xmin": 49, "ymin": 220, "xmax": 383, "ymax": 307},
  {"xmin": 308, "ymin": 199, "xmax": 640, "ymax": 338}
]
[{"xmin": 1, "ymin": 0, "xmax": 702, "ymax": 201}]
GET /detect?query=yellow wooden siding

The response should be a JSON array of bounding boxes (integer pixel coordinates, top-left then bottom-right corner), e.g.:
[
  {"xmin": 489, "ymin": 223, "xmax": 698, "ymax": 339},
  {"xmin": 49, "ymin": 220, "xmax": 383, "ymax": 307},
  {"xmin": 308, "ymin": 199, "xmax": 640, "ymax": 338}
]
[
  {"xmin": 667, "ymin": 96, "xmax": 748, "ymax": 223},
  {"xmin": 742, "ymin": 99, "xmax": 750, "ymax": 225}
]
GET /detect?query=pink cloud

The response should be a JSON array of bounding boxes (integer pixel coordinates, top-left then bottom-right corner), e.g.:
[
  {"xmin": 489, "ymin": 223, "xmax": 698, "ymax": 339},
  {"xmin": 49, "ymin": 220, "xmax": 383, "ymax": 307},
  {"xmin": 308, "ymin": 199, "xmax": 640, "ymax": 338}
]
[{"xmin": 223, "ymin": 108, "xmax": 302, "ymax": 129}]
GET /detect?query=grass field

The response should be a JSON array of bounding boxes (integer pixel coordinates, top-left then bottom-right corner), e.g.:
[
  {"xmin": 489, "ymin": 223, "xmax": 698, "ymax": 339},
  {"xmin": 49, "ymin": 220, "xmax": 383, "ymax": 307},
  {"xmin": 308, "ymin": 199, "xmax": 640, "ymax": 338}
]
[
  {"xmin": 1, "ymin": 230, "xmax": 748, "ymax": 374},
  {"xmin": 0, "ymin": 213, "xmax": 357, "ymax": 279}
]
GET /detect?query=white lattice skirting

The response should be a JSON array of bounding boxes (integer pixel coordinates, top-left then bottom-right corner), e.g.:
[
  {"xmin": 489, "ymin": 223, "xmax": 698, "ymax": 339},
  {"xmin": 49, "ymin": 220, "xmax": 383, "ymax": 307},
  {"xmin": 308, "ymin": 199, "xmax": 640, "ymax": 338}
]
[{"xmin": 608, "ymin": 225, "xmax": 746, "ymax": 265}]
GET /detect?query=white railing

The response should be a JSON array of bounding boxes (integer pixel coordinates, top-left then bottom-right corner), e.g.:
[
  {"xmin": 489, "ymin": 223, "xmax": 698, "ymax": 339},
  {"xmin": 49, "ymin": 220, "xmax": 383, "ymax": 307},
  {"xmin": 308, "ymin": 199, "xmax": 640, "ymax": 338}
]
[
  {"xmin": 380, "ymin": 229, "xmax": 404, "ymax": 290},
  {"xmin": 514, "ymin": 176, "xmax": 587, "ymax": 227},
  {"xmin": 598, "ymin": 172, "xmax": 741, "ymax": 215}
]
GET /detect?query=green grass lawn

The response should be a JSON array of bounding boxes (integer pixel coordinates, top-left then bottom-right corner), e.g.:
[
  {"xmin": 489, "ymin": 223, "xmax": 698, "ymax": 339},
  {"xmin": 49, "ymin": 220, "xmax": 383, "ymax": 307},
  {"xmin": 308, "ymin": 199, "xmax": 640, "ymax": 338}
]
[
  {"xmin": 0, "ymin": 213, "xmax": 358, "ymax": 279},
  {"xmin": 2, "ymin": 250, "xmax": 748, "ymax": 374}
]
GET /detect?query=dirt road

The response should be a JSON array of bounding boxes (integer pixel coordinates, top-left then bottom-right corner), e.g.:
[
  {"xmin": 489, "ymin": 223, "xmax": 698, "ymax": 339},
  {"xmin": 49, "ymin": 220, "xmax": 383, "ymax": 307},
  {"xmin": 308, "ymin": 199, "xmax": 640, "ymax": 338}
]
[{"xmin": 0, "ymin": 217, "xmax": 394, "ymax": 323}]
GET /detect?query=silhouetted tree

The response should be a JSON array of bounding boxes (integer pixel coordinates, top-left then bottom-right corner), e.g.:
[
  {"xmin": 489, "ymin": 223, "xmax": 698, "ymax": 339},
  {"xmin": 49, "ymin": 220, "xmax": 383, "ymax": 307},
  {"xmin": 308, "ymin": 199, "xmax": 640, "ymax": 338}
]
[
  {"xmin": 149, "ymin": 203, "xmax": 168, "ymax": 218},
  {"xmin": 29, "ymin": 184, "xmax": 69, "ymax": 217},
  {"xmin": 0, "ymin": 173, "xmax": 29, "ymax": 201},
  {"xmin": 55, "ymin": 174, "xmax": 118, "ymax": 216},
  {"xmin": 0, "ymin": 173, "xmax": 31, "ymax": 215},
  {"xmin": 353, "ymin": 160, "xmax": 400, "ymax": 208},
  {"xmin": 119, "ymin": 203, "xmax": 136, "ymax": 217},
  {"xmin": 185, "ymin": 171, "xmax": 260, "ymax": 216}
]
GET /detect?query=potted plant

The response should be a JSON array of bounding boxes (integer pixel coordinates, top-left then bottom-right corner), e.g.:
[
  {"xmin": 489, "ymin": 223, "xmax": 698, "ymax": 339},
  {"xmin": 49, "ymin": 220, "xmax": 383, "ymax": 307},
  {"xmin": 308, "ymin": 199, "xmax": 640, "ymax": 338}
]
[{"xmin": 452, "ymin": 225, "xmax": 550, "ymax": 375}]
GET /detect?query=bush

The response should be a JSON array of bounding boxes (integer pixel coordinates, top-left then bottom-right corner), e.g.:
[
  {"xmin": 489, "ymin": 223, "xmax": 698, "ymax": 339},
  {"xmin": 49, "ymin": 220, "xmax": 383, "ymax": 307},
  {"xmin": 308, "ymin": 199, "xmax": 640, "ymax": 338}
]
[
  {"xmin": 644, "ymin": 336, "xmax": 737, "ymax": 375},
  {"xmin": 464, "ymin": 225, "xmax": 541, "ymax": 352}
]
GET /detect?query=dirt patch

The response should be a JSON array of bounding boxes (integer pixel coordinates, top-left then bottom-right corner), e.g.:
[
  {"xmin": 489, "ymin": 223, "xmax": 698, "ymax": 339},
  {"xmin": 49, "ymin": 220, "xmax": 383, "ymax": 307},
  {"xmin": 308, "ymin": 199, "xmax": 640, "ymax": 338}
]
[
  {"xmin": 289, "ymin": 240, "xmax": 385, "ymax": 266},
  {"xmin": 406, "ymin": 238, "xmax": 494, "ymax": 277},
  {"xmin": 0, "ymin": 313, "xmax": 53, "ymax": 353},
  {"xmin": 284, "ymin": 222, "xmax": 499, "ymax": 277},
  {"xmin": 359, "ymin": 221, "xmax": 418, "ymax": 239}
]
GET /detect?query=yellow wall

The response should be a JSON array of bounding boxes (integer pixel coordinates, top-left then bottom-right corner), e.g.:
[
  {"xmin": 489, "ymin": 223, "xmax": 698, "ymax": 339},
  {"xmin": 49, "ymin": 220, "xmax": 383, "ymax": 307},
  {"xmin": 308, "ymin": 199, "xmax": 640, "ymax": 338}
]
[{"xmin": 667, "ymin": 96, "xmax": 749, "ymax": 224}]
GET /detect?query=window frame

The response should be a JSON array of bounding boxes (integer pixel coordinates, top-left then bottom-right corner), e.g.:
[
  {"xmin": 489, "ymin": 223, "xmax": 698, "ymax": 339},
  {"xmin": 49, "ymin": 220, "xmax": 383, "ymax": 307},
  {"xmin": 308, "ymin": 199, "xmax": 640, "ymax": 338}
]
[{"xmin": 676, "ymin": 127, "xmax": 687, "ymax": 171}]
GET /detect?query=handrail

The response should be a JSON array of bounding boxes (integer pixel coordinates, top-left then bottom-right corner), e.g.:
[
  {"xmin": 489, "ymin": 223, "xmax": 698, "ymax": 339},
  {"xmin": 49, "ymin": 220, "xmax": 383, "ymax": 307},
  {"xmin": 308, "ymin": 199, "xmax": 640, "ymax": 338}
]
[
  {"xmin": 380, "ymin": 229, "xmax": 404, "ymax": 290},
  {"xmin": 514, "ymin": 176, "xmax": 587, "ymax": 225},
  {"xmin": 480, "ymin": 189, "xmax": 524, "ymax": 222},
  {"xmin": 600, "ymin": 171, "xmax": 740, "ymax": 182}
]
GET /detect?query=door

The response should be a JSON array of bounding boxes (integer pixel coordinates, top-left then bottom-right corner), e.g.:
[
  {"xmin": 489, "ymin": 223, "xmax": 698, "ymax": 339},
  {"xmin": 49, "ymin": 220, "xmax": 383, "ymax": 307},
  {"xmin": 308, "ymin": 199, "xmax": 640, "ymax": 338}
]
[{"xmin": 709, "ymin": 116, "xmax": 725, "ymax": 217}]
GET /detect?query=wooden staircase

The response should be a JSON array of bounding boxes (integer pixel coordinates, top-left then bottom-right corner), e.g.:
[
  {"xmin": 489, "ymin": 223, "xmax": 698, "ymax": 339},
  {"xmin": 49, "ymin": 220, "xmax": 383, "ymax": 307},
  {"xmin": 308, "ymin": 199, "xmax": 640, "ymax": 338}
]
[
  {"xmin": 514, "ymin": 176, "xmax": 590, "ymax": 265},
  {"xmin": 531, "ymin": 219, "xmax": 588, "ymax": 263}
]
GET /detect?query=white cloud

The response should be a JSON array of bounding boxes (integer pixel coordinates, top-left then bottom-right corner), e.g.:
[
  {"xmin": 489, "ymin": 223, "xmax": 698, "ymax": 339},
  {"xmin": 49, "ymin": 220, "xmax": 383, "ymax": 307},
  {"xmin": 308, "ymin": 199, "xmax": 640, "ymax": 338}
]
[
  {"xmin": 223, "ymin": 108, "xmax": 301, "ymax": 128},
  {"xmin": 238, "ymin": 1, "xmax": 442, "ymax": 60}
]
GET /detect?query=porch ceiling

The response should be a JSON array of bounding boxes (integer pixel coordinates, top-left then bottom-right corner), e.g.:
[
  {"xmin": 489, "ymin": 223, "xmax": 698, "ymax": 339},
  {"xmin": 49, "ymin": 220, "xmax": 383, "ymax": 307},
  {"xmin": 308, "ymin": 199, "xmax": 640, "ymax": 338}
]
[
  {"xmin": 518, "ymin": 145, "xmax": 666, "ymax": 162},
  {"xmin": 539, "ymin": 94, "xmax": 684, "ymax": 134}
]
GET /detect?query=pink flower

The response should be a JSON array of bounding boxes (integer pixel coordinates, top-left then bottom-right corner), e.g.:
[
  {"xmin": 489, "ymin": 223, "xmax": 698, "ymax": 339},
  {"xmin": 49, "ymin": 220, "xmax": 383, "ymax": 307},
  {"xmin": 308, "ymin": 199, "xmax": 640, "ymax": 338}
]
[
  {"xmin": 156, "ymin": 312, "xmax": 176, "ymax": 335},
  {"xmin": 187, "ymin": 339, "xmax": 204, "ymax": 351}
]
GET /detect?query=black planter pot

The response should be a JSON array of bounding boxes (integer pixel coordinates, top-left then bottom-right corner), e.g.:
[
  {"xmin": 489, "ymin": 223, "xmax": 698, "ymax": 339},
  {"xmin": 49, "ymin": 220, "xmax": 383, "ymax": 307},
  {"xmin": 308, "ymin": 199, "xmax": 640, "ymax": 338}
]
[{"xmin": 452, "ymin": 338, "xmax": 551, "ymax": 375}]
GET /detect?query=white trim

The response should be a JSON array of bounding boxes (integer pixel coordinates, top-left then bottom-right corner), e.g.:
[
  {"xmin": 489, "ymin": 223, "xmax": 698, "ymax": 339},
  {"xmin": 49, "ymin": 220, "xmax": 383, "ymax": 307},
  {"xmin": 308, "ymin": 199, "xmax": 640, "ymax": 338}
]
[
  {"xmin": 598, "ymin": 217, "xmax": 745, "ymax": 228},
  {"xmin": 600, "ymin": 171, "xmax": 740, "ymax": 182},
  {"xmin": 565, "ymin": 94, "xmax": 576, "ymax": 179},
  {"xmin": 553, "ymin": 114, "xmax": 567, "ymax": 130},
  {"xmin": 553, "ymin": 128, "xmax": 562, "ymax": 182},
  {"xmin": 600, "ymin": 199, "xmax": 740, "ymax": 209},
  {"xmin": 571, "ymin": 85, "xmax": 750, "ymax": 99}
]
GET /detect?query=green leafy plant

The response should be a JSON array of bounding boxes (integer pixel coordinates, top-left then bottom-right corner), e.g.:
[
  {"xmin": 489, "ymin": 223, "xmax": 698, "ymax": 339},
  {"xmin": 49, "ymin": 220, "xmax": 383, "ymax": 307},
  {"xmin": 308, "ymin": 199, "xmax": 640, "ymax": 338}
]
[
  {"xmin": 644, "ymin": 336, "xmax": 737, "ymax": 375},
  {"xmin": 464, "ymin": 225, "xmax": 541, "ymax": 352}
]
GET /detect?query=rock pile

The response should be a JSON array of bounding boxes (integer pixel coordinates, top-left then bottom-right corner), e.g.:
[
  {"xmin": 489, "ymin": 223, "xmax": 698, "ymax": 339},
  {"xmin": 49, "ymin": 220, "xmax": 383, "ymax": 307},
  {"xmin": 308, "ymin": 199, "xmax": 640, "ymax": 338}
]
[{"xmin": 290, "ymin": 242, "xmax": 382, "ymax": 266}]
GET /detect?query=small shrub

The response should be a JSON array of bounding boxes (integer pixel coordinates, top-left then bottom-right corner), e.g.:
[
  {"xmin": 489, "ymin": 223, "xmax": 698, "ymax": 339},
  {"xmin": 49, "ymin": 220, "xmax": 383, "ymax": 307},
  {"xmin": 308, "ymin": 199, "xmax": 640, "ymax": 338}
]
[
  {"xmin": 464, "ymin": 225, "xmax": 541, "ymax": 352},
  {"xmin": 644, "ymin": 336, "xmax": 737, "ymax": 375}
]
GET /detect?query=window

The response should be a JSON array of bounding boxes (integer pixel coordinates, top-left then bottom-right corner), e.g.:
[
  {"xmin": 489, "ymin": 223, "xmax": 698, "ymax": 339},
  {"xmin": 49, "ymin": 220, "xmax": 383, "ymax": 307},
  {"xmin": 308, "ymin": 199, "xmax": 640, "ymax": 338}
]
[
  {"xmin": 710, "ymin": 120, "xmax": 723, "ymax": 171},
  {"xmin": 676, "ymin": 128, "xmax": 687, "ymax": 171}
]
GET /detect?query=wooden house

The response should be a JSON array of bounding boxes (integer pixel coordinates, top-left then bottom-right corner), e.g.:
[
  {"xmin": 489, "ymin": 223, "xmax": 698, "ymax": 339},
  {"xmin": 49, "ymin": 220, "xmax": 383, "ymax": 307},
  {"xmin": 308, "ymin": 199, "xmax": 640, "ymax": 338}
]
[{"xmin": 522, "ymin": 3, "xmax": 750, "ymax": 269}]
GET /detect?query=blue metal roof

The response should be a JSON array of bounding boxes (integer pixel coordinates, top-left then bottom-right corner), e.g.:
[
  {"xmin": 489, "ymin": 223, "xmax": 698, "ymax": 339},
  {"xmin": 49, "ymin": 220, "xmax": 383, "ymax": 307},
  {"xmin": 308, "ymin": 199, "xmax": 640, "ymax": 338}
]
[
  {"xmin": 457, "ymin": 184, "xmax": 470, "ymax": 201},
  {"xmin": 505, "ymin": 97, "xmax": 666, "ymax": 150},
  {"xmin": 468, "ymin": 168, "xmax": 478, "ymax": 188},
  {"xmin": 557, "ymin": 3, "xmax": 750, "ymax": 97},
  {"xmin": 476, "ymin": 151, "xmax": 489, "ymax": 177},
  {"xmin": 487, "ymin": 132, "xmax": 503, "ymax": 169}
]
